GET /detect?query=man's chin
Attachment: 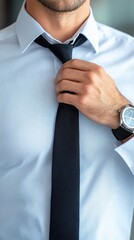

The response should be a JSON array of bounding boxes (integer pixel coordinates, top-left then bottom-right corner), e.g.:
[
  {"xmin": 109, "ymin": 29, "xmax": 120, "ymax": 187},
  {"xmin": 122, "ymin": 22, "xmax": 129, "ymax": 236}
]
[{"xmin": 37, "ymin": 0, "xmax": 87, "ymax": 13}]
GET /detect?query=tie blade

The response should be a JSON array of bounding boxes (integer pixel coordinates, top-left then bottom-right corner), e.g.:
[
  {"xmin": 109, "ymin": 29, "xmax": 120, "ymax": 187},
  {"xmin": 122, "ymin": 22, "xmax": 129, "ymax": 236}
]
[
  {"xmin": 74, "ymin": 34, "xmax": 87, "ymax": 47},
  {"xmin": 50, "ymin": 104, "xmax": 80, "ymax": 240},
  {"xmin": 35, "ymin": 35, "xmax": 50, "ymax": 48}
]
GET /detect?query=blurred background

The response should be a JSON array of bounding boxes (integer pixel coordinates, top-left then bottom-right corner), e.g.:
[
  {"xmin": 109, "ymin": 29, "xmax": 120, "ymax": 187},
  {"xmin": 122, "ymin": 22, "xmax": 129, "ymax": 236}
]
[{"xmin": 0, "ymin": 0, "xmax": 134, "ymax": 36}]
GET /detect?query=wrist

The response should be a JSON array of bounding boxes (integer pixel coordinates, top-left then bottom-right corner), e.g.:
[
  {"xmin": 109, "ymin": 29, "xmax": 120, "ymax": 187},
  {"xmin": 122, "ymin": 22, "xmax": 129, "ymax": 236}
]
[{"xmin": 107, "ymin": 98, "xmax": 130, "ymax": 129}]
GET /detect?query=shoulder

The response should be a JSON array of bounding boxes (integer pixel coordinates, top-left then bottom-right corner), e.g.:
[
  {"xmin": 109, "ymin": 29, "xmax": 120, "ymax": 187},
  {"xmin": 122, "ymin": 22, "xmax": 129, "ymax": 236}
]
[
  {"xmin": 97, "ymin": 22, "xmax": 134, "ymax": 47},
  {"xmin": 0, "ymin": 23, "xmax": 16, "ymax": 42},
  {"xmin": 0, "ymin": 23, "xmax": 19, "ymax": 60}
]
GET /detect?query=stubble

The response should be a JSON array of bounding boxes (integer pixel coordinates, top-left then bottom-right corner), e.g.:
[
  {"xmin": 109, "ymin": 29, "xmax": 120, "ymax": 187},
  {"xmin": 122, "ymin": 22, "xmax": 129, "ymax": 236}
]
[{"xmin": 37, "ymin": 0, "xmax": 87, "ymax": 12}]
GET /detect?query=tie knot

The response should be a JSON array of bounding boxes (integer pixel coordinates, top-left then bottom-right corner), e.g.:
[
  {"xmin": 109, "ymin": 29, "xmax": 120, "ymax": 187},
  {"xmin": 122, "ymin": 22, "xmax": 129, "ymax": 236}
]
[
  {"xmin": 35, "ymin": 34, "xmax": 87, "ymax": 63},
  {"xmin": 49, "ymin": 44, "xmax": 73, "ymax": 63}
]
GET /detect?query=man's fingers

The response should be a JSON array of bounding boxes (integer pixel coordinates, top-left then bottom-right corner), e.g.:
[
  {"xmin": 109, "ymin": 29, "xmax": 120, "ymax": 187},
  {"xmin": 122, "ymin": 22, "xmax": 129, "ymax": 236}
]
[
  {"xmin": 60, "ymin": 59, "xmax": 102, "ymax": 72},
  {"xmin": 57, "ymin": 92, "xmax": 78, "ymax": 107},
  {"xmin": 56, "ymin": 80, "xmax": 81, "ymax": 95},
  {"xmin": 55, "ymin": 68, "xmax": 86, "ymax": 84}
]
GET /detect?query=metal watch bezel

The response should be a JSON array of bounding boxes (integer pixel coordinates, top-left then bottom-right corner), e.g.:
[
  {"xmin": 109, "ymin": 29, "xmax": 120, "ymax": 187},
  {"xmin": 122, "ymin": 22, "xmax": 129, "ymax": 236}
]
[{"xmin": 120, "ymin": 105, "xmax": 134, "ymax": 133}]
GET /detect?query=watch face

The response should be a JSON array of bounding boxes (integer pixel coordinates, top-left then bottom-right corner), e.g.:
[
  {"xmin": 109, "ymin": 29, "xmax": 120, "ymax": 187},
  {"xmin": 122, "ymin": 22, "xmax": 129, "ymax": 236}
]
[{"xmin": 122, "ymin": 106, "xmax": 134, "ymax": 129}]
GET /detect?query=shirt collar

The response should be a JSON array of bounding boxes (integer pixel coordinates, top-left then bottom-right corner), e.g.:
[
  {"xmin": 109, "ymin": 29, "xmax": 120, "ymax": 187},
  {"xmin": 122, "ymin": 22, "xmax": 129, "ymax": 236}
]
[
  {"xmin": 15, "ymin": 2, "xmax": 99, "ymax": 53},
  {"xmin": 80, "ymin": 8, "xmax": 99, "ymax": 53}
]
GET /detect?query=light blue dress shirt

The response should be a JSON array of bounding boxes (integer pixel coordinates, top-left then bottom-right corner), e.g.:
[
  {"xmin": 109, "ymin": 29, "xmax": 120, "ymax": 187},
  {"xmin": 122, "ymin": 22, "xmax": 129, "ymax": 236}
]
[{"xmin": 0, "ymin": 2, "xmax": 134, "ymax": 240}]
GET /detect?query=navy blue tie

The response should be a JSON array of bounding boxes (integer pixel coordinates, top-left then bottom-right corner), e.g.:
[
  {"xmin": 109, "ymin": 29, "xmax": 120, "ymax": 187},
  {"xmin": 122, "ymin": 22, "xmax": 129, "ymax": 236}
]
[{"xmin": 35, "ymin": 34, "xmax": 87, "ymax": 240}]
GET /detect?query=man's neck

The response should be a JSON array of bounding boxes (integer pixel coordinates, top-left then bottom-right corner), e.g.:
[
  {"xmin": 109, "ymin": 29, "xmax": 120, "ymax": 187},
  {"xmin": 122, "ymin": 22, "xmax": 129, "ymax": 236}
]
[{"xmin": 26, "ymin": 0, "xmax": 90, "ymax": 42}]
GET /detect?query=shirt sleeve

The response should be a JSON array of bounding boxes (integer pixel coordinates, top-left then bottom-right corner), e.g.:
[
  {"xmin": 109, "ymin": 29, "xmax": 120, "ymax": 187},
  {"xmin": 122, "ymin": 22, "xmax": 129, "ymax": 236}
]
[{"xmin": 115, "ymin": 137, "xmax": 134, "ymax": 175}]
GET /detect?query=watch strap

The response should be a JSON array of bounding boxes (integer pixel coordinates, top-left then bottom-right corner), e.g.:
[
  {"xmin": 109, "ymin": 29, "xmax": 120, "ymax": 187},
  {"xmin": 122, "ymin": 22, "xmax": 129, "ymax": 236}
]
[{"xmin": 112, "ymin": 126, "xmax": 133, "ymax": 141}]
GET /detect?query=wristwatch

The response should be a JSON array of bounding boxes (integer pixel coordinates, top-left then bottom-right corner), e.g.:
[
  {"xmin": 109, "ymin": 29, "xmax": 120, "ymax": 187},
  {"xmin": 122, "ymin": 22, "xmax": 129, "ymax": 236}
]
[{"xmin": 112, "ymin": 104, "xmax": 134, "ymax": 141}]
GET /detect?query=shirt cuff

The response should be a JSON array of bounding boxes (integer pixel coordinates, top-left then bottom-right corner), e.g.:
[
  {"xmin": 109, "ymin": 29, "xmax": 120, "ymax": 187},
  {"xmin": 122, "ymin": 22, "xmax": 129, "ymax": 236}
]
[{"xmin": 115, "ymin": 137, "xmax": 134, "ymax": 175}]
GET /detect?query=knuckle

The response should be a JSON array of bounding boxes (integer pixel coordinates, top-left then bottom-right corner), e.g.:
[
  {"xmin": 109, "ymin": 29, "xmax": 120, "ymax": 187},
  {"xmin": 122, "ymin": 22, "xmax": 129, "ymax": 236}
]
[
  {"xmin": 57, "ymin": 81, "xmax": 65, "ymax": 93},
  {"xmin": 57, "ymin": 82, "xmax": 61, "ymax": 92},
  {"xmin": 61, "ymin": 68, "xmax": 69, "ymax": 78},
  {"xmin": 78, "ymin": 95, "xmax": 87, "ymax": 106},
  {"xmin": 70, "ymin": 59, "xmax": 77, "ymax": 67},
  {"xmin": 56, "ymin": 82, "xmax": 61, "ymax": 90},
  {"xmin": 59, "ymin": 71, "xmax": 65, "ymax": 81},
  {"xmin": 95, "ymin": 65, "xmax": 104, "ymax": 73},
  {"xmin": 86, "ymin": 71, "xmax": 96, "ymax": 80}
]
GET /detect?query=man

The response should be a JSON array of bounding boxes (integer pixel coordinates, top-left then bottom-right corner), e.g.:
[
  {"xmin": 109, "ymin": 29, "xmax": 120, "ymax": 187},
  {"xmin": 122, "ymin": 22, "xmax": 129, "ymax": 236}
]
[{"xmin": 0, "ymin": 0, "xmax": 134, "ymax": 239}]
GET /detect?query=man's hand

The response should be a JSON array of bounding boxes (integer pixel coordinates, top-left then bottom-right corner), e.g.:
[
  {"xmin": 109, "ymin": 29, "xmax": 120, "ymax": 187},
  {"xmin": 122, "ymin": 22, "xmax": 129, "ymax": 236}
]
[{"xmin": 55, "ymin": 59, "xmax": 130, "ymax": 129}]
